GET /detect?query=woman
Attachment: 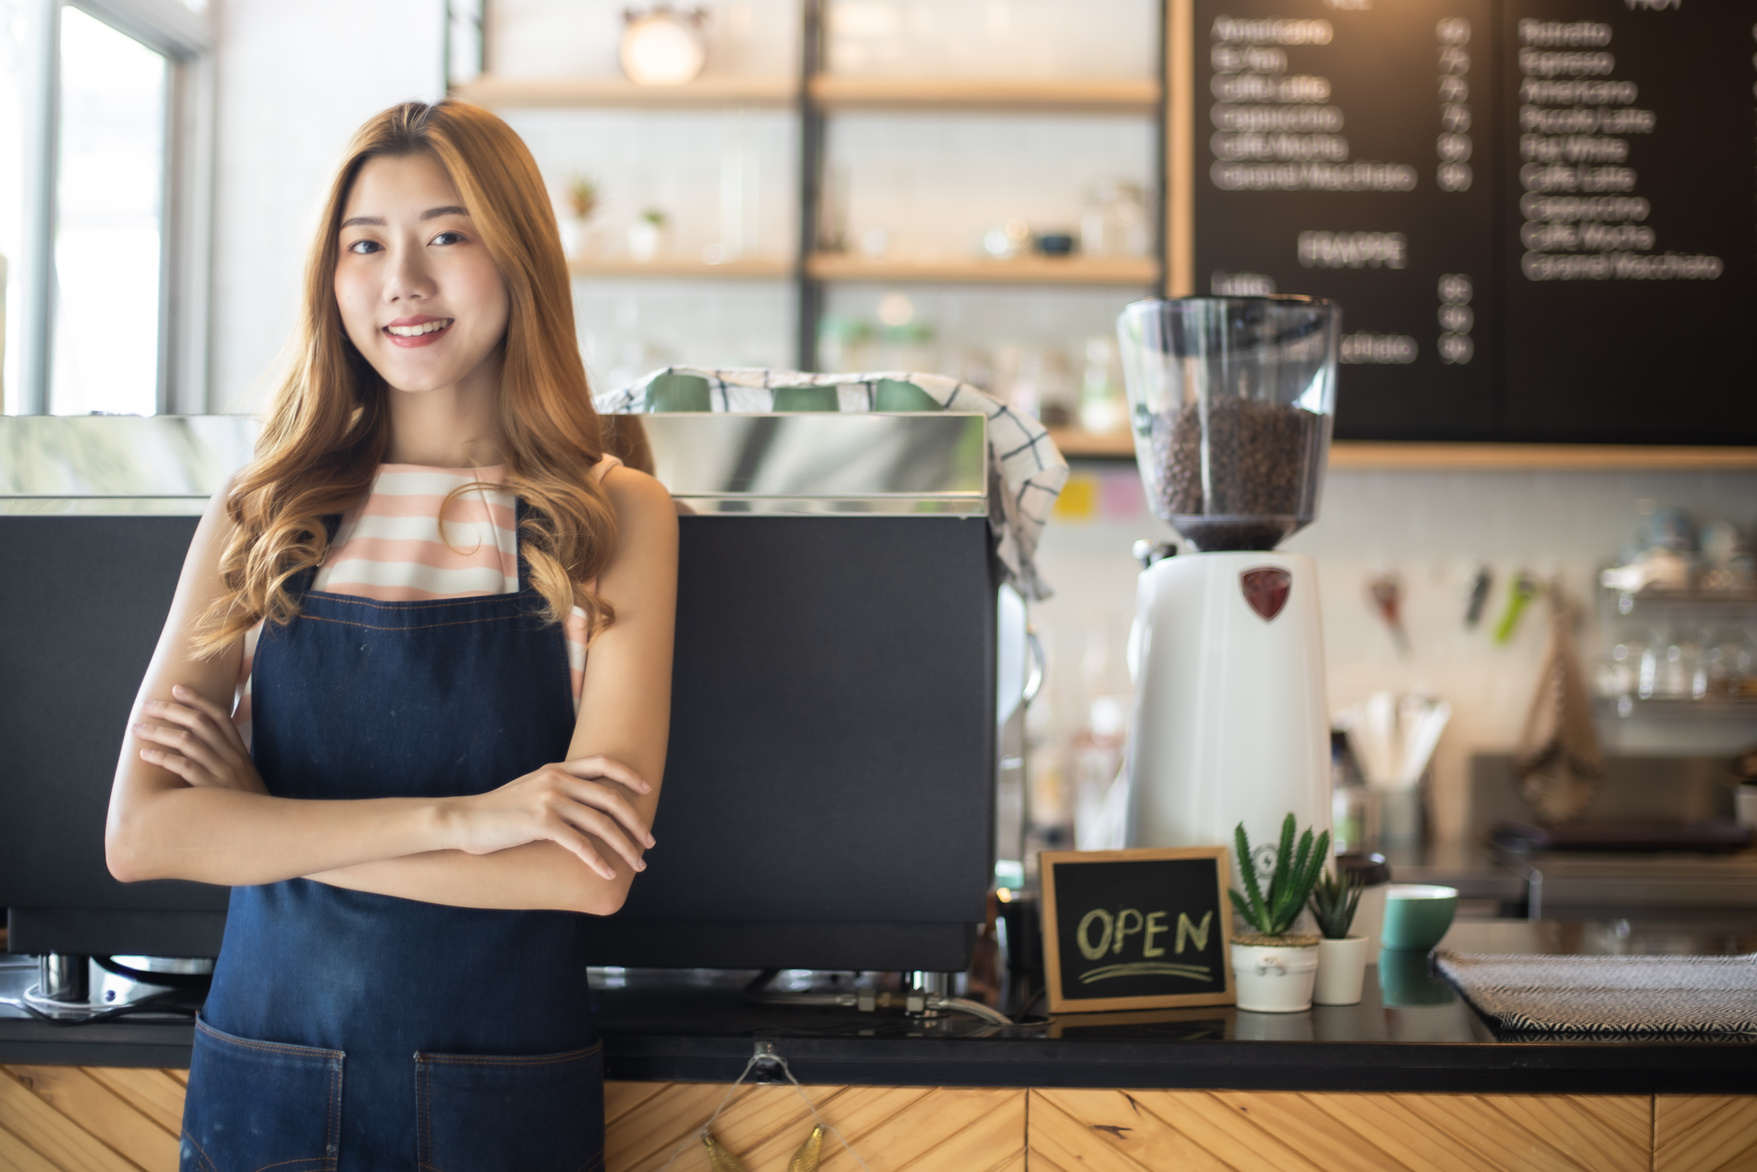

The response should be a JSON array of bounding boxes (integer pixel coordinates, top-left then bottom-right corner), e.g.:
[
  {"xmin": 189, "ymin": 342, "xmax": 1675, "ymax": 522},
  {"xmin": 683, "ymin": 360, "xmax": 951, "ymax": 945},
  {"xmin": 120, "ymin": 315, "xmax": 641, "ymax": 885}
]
[{"xmin": 104, "ymin": 100, "xmax": 677, "ymax": 1171}]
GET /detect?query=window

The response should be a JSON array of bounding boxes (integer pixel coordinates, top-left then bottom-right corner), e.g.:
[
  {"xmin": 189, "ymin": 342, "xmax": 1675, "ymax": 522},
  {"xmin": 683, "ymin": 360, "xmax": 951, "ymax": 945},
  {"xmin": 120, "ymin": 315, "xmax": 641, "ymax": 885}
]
[
  {"xmin": 51, "ymin": 6, "xmax": 167, "ymax": 415},
  {"xmin": 3, "ymin": 0, "xmax": 210, "ymax": 416}
]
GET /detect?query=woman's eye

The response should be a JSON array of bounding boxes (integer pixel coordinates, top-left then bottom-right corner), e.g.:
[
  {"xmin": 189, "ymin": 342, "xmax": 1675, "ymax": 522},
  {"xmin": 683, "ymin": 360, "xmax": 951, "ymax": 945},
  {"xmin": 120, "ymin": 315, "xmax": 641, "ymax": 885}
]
[
  {"xmin": 430, "ymin": 231, "xmax": 466, "ymax": 246},
  {"xmin": 345, "ymin": 239, "xmax": 381, "ymax": 255}
]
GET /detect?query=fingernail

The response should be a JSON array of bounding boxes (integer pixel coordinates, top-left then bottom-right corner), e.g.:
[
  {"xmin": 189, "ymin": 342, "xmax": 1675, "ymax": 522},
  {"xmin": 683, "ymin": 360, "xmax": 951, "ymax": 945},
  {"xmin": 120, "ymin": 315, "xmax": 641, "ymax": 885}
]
[
  {"xmin": 646, "ymin": 836, "xmax": 656, "ymax": 847},
  {"xmin": 172, "ymin": 685, "xmax": 187, "ymax": 697},
  {"xmin": 636, "ymin": 860, "xmax": 646, "ymax": 871}
]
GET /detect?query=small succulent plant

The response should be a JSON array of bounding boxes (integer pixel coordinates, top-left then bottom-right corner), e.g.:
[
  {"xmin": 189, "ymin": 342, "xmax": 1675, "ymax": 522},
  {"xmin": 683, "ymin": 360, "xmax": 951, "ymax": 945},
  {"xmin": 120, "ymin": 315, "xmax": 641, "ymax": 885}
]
[
  {"xmin": 1308, "ymin": 867, "xmax": 1363, "ymax": 940},
  {"xmin": 566, "ymin": 176, "xmax": 599, "ymax": 221},
  {"xmin": 1231, "ymin": 814, "xmax": 1330, "ymax": 939}
]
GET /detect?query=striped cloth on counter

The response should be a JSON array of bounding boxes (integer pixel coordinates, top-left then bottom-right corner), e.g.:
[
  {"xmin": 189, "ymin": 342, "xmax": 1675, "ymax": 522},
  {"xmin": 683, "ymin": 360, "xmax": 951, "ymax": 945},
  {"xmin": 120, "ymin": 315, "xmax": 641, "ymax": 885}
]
[
  {"xmin": 1436, "ymin": 950, "xmax": 1757, "ymax": 1037},
  {"xmin": 598, "ymin": 367, "xmax": 1069, "ymax": 599}
]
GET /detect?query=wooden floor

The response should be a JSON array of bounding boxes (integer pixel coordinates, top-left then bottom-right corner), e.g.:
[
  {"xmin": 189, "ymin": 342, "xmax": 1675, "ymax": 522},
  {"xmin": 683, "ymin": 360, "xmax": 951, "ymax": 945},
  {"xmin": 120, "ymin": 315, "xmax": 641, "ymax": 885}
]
[{"xmin": 3, "ymin": 1068, "xmax": 1756, "ymax": 1171}]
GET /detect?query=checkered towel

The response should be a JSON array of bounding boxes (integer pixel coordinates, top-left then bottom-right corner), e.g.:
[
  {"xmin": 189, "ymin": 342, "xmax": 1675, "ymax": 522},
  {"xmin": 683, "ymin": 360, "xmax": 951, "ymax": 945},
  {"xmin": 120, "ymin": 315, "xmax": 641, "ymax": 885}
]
[
  {"xmin": 599, "ymin": 367, "xmax": 1070, "ymax": 599},
  {"xmin": 1436, "ymin": 950, "xmax": 1757, "ymax": 1037}
]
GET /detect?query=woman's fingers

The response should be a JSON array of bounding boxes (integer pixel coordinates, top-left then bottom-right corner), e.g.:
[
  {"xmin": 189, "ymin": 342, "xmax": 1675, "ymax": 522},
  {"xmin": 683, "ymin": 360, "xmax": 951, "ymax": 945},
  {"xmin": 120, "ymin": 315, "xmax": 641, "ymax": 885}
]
[
  {"xmin": 138, "ymin": 746, "xmax": 211, "ymax": 786},
  {"xmin": 168, "ymin": 684, "xmax": 230, "ymax": 727},
  {"xmin": 556, "ymin": 754, "xmax": 651, "ymax": 795},
  {"xmin": 559, "ymin": 777, "xmax": 654, "ymax": 848},
  {"xmin": 143, "ymin": 697, "xmax": 240, "ymax": 767},
  {"xmin": 544, "ymin": 819, "xmax": 615, "ymax": 880},
  {"xmin": 134, "ymin": 721, "xmax": 226, "ymax": 779},
  {"xmin": 169, "ymin": 685, "xmax": 251, "ymax": 756},
  {"xmin": 551, "ymin": 801, "xmax": 647, "ymax": 874}
]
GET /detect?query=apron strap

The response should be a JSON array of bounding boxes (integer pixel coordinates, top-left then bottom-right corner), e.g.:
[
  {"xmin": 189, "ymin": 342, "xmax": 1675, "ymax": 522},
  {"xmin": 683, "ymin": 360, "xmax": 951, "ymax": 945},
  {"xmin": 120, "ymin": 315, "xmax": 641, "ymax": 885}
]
[{"xmin": 513, "ymin": 498, "xmax": 536, "ymax": 596}]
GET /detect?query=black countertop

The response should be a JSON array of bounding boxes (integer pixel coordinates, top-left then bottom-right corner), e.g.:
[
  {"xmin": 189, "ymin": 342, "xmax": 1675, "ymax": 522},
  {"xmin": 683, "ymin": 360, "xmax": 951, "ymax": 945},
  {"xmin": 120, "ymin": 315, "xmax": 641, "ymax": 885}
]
[{"xmin": 3, "ymin": 920, "xmax": 1753, "ymax": 1094}]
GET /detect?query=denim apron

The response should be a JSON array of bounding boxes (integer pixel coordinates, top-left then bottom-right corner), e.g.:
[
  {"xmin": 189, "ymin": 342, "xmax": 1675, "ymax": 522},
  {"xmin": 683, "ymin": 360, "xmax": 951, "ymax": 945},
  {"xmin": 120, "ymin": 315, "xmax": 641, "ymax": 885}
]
[{"xmin": 183, "ymin": 513, "xmax": 602, "ymax": 1172}]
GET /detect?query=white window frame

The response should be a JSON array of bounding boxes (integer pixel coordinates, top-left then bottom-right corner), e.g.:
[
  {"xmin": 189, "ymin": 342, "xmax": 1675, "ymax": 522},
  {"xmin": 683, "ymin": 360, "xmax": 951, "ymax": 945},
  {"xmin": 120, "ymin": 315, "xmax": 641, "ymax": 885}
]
[{"xmin": 17, "ymin": 0, "xmax": 213, "ymax": 415}]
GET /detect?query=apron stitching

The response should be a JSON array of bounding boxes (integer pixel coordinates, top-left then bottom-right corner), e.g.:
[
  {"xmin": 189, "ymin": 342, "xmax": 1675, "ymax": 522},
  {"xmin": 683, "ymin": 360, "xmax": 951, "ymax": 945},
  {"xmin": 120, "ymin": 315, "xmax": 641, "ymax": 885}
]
[
  {"xmin": 181, "ymin": 1129, "xmax": 219, "ymax": 1172},
  {"xmin": 294, "ymin": 612, "xmax": 530, "ymax": 632},
  {"xmin": 423, "ymin": 1058, "xmax": 433, "ymax": 1168},
  {"xmin": 418, "ymin": 1046, "xmax": 600, "ymax": 1067},
  {"xmin": 302, "ymin": 593, "xmax": 534, "ymax": 612},
  {"xmin": 197, "ymin": 1019, "xmax": 343, "ymax": 1060},
  {"xmin": 329, "ymin": 1055, "xmax": 341, "ymax": 1167}
]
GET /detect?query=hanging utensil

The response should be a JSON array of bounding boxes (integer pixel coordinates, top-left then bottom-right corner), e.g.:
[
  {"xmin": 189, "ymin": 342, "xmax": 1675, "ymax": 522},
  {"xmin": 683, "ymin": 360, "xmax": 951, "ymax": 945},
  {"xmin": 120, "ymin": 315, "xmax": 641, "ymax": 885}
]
[
  {"xmin": 1367, "ymin": 572, "xmax": 1411, "ymax": 658},
  {"xmin": 1464, "ymin": 565, "xmax": 1492, "ymax": 629},
  {"xmin": 1493, "ymin": 571, "xmax": 1538, "ymax": 645}
]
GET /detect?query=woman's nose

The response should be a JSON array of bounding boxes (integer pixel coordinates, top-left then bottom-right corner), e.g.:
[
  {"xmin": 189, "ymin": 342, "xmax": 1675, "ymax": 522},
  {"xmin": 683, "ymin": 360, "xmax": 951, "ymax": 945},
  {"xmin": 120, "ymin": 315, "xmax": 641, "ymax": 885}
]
[{"xmin": 385, "ymin": 244, "xmax": 435, "ymax": 302}]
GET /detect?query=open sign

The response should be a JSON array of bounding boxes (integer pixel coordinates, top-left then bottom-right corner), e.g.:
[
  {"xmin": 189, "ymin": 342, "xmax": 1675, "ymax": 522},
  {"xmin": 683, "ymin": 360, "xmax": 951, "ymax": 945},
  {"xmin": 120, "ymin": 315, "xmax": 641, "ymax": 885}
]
[{"xmin": 1040, "ymin": 846, "xmax": 1236, "ymax": 1013}]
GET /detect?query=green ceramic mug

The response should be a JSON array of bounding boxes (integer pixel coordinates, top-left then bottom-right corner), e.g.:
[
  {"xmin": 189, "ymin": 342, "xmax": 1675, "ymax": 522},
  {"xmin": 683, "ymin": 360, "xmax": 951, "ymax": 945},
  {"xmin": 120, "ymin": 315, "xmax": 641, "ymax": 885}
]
[{"xmin": 1380, "ymin": 884, "xmax": 1458, "ymax": 952}]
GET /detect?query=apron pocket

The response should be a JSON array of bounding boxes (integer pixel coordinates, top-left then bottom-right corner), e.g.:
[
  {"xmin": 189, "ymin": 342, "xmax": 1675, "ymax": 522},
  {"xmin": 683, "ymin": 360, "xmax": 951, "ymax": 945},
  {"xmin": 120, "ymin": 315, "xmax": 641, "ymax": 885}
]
[
  {"xmin": 415, "ymin": 1042, "xmax": 604, "ymax": 1172},
  {"xmin": 182, "ymin": 1016, "xmax": 344, "ymax": 1172}
]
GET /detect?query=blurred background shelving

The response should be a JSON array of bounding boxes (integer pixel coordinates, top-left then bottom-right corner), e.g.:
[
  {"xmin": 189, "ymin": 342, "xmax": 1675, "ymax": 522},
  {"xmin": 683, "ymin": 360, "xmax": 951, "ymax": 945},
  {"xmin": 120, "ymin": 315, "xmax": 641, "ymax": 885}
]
[{"xmin": 448, "ymin": 0, "xmax": 1165, "ymax": 438}]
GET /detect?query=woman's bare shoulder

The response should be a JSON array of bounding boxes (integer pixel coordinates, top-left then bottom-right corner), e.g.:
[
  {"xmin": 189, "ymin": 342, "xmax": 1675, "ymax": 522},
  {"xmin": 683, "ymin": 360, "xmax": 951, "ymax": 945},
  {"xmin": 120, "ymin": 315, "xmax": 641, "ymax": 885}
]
[{"xmin": 601, "ymin": 464, "xmax": 677, "ymax": 527}]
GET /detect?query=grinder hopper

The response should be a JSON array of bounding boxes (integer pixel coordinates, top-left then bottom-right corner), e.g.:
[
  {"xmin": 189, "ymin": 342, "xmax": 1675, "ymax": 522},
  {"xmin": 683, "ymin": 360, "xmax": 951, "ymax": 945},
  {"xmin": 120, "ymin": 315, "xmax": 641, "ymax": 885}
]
[{"xmin": 1115, "ymin": 296, "xmax": 1341, "ymax": 885}]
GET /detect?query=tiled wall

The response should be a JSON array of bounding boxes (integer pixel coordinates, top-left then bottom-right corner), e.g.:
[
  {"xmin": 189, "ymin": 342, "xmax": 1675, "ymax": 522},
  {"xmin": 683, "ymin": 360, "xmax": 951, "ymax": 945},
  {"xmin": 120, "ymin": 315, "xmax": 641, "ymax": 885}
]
[{"xmin": 1032, "ymin": 463, "xmax": 1757, "ymax": 845}]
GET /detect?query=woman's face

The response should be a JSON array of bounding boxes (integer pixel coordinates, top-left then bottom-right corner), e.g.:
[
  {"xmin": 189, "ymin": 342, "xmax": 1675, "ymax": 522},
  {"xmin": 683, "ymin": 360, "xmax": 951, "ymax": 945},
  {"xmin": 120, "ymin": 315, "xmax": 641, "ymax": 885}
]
[{"xmin": 334, "ymin": 153, "xmax": 510, "ymax": 397}]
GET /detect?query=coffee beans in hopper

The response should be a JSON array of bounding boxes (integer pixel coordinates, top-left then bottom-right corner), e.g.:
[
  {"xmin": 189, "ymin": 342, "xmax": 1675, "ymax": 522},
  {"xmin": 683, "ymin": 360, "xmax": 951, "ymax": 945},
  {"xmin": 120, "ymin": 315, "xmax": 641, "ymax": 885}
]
[{"xmin": 1146, "ymin": 398, "xmax": 1324, "ymax": 551}]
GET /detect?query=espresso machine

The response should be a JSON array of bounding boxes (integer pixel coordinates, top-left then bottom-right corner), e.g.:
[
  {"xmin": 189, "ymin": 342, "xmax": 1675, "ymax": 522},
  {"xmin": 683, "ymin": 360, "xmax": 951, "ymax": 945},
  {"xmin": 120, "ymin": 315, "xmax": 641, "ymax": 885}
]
[{"xmin": 1116, "ymin": 296, "xmax": 1340, "ymax": 874}]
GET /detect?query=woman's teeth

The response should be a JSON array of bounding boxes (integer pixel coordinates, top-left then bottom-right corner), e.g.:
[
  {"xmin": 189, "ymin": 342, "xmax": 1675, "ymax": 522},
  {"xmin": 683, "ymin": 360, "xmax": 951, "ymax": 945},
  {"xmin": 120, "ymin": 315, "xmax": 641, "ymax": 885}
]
[{"xmin": 386, "ymin": 320, "xmax": 451, "ymax": 337}]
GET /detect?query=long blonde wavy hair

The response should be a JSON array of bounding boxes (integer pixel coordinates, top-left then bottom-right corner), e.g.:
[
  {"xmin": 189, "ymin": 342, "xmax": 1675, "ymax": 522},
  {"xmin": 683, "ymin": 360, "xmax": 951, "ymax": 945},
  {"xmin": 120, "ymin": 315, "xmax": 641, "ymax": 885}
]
[{"xmin": 195, "ymin": 100, "xmax": 616, "ymax": 658}]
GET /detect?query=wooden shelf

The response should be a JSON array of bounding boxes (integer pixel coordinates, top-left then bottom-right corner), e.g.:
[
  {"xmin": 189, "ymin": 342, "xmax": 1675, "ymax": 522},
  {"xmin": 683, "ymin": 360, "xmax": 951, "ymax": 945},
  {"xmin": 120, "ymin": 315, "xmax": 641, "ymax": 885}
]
[
  {"xmin": 1049, "ymin": 434, "xmax": 1757, "ymax": 470},
  {"xmin": 809, "ymin": 76, "xmax": 1161, "ymax": 113},
  {"xmin": 807, "ymin": 253, "xmax": 1158, "ymax": 286},
  {"xmin": 1328, "ymin": 442, "xmax": 1757, "ymax": 471},
  {"xmin": 452, "ymin": 75, "xmax": 796, "ymax": 109},
  {"xmin": 568, "ymin": 257, "xmax": 793, "ymax": 279},
  {"xmin": 1050, "ymin": 428, "xmax": 1135, "ymax": 458}
]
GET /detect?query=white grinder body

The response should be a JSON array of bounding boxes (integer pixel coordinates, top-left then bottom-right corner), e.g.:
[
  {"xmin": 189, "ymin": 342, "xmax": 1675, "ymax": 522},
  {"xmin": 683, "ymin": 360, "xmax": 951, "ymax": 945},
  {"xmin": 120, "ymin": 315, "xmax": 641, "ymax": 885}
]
[{"xmin": 1125, "ymin": 549, "xmax": 1332, "ymax": 876}]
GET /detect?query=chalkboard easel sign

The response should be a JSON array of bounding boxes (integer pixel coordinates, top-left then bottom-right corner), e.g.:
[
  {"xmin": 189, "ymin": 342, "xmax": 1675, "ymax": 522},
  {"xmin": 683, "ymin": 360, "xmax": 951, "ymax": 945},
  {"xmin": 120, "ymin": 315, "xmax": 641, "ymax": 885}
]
[{"xmin": 1039, "ymin": 847, "xmax": 1236, "ymax": 1014}]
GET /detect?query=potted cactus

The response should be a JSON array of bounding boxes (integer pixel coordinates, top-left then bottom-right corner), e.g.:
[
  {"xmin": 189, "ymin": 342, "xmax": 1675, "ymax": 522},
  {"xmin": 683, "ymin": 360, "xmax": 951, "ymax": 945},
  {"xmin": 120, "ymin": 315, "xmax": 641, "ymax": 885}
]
[
  {"xmin": 1229, "ymin": 814, "xmax": 1328, "ymax": 1012},
  {"xmin": 1309, "ymin": 867, "xmax": 1368, "ymax": 1005},
  {"xmin": 559, "ymin": 176, "xmax": 600, "ymax": 258}
]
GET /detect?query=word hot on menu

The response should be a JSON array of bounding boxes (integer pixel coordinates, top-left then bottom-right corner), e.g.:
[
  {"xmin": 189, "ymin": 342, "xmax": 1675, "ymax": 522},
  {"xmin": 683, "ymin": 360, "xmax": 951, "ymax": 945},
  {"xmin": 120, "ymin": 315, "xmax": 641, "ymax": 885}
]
[{"xmin": 1193, "ymin": 0, "xmax": 1756, "ymax": 445}]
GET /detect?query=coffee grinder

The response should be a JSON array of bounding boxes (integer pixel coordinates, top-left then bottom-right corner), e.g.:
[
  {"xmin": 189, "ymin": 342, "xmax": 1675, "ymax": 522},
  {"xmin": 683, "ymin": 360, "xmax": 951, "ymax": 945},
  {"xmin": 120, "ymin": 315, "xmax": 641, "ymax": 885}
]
[{"xmin": 1115, "ymin": 296, "xmax": 1340, "ymax": 870}]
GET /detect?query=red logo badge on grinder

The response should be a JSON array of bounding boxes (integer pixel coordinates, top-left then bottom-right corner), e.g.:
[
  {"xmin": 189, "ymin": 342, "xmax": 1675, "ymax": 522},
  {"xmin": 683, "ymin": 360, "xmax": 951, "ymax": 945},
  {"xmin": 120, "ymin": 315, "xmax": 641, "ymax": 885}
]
[{"xmin": 1240, "ymin": 567, "xmax": 1292, "ymax": 621}]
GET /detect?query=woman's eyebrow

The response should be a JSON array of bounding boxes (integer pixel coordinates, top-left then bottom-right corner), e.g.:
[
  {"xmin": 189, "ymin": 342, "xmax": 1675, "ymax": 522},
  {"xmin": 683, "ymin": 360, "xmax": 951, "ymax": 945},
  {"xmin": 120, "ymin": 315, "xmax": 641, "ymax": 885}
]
[{"xmin": 338, "ymin": 206, "xmax": 469, "ymax": 230}]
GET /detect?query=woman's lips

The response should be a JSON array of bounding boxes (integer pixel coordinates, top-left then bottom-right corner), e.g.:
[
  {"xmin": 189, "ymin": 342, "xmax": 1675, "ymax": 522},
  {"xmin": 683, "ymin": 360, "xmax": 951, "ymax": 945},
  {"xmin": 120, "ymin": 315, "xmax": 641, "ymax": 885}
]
[{"xmin": 383, "ymin": 318, "xmax": 453, "ymax": 348}]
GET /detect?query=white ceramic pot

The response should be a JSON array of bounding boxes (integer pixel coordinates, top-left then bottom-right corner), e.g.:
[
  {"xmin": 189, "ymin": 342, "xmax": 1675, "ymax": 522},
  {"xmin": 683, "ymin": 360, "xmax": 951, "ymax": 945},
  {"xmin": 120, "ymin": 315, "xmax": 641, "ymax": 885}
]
[
  {"xmin": 1230, "ymin": 939, "xmax": 1319, "ymax": 1013},
  {"xmin": 559, "ymin": 217, "xmax": 589, "ymax": 258},
  {"xmin": 1313, "ymin": 936, "xmax": 1369, "ymax": 1005},
  {"xmin": 1353, "ymin": 883, "xmax": 1388, "ymax": 964},
  {"xmin": 628, "ymin": 220, "xmax": 667, "ymax": 262}
]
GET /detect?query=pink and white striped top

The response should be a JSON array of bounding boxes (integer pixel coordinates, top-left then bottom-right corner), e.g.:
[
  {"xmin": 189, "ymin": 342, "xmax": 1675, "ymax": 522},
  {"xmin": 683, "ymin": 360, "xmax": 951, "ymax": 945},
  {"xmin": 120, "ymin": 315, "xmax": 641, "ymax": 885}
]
[{"xmin": 233, "ymin": 457, "xmax": 621, "ymax": 742}]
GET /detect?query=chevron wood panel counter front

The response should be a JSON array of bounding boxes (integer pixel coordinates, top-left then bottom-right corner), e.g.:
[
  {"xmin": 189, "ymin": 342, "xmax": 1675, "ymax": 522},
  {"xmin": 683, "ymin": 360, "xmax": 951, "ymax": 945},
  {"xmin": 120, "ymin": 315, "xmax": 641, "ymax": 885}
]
[
  {"xmin": 607, "ymin": 1082, "xmax": 1027, "ymax": 1172},
  {"xmin": 1029, "ymin": 1089, "xmax": 1653, "ymax": 1172},
  {"xmin": 5, "ymin": 1070, "xmax": 1757, "ymax": 1172}
]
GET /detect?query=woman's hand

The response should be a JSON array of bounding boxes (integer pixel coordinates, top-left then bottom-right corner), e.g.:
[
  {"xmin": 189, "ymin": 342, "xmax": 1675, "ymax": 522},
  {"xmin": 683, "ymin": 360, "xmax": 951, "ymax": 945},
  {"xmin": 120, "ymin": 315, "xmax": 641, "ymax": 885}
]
[
  {"xmin": 133, "ymin": 685, "xmax": 267, "ymax": 795},
  {"xmin": 443, "ymin": 756, "xmax": 655, "ymax": 881}
]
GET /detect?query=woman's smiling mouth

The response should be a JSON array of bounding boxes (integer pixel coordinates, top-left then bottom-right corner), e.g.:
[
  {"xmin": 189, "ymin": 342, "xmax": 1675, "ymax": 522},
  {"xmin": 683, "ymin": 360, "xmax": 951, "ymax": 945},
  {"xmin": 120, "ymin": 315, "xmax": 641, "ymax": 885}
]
[{"xmin": 384, "ymin": 317, "xmax": 454, "ymax": 347}]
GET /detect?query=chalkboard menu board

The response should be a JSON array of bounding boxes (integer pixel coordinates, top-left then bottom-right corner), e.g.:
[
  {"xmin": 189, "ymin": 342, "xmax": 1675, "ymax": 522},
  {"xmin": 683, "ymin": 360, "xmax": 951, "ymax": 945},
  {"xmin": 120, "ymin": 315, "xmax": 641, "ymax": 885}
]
[
  {"xmin": 1040, "ymin": 847, "xmax": 1236, "ymax": 1013},
  {"xmin": 1192, "ymin": 0, "xmax": 1757, "ymax": 443}
]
